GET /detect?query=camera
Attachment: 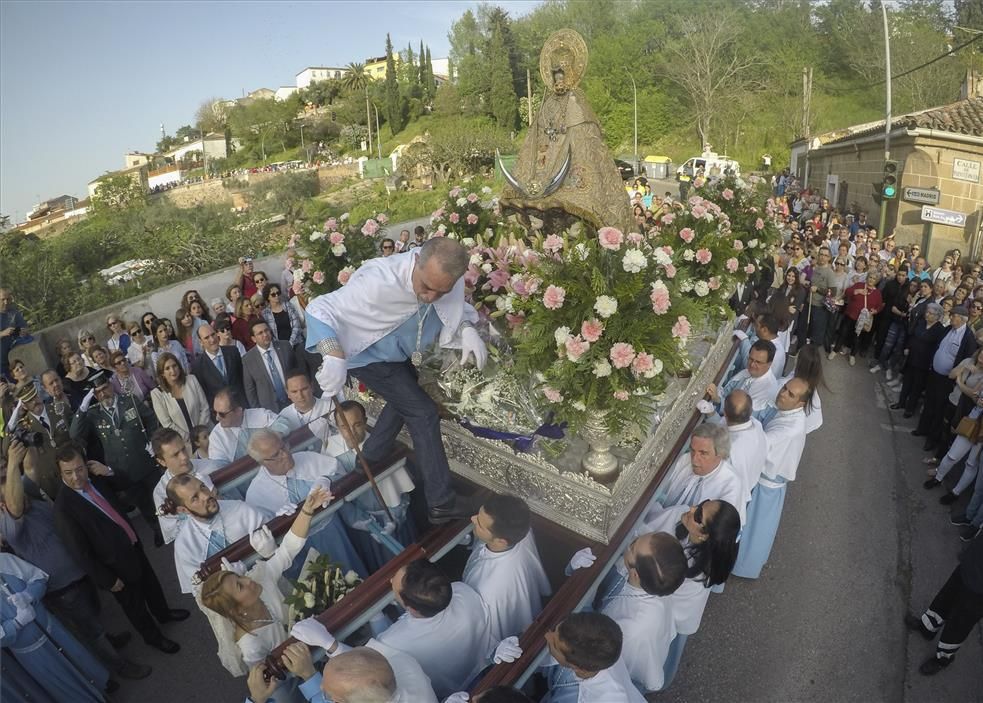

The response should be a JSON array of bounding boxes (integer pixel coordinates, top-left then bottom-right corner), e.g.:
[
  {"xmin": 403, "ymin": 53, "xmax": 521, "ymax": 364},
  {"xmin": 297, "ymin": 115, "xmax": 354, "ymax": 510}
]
[{"xmin": 12, "ymin": 426, "xmax": 44, "ymax": 448}]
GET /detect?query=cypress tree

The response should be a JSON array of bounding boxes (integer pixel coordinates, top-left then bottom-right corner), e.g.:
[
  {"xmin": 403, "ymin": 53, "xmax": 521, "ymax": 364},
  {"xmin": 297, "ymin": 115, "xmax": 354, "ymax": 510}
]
[
  {"xmin": 487, "ymin": 25, "xmax": 517, "ymax": 129},
  {"xmin": 424, "ymin": 46, "xmax": 435, "ymax": 101},
  {"xmin": 384, "ymin": 34, "xmax": 405, "ymax": 134},
  {"xmin": 419, "ymin": 40, "xmax": 427, "ymax": 90}
]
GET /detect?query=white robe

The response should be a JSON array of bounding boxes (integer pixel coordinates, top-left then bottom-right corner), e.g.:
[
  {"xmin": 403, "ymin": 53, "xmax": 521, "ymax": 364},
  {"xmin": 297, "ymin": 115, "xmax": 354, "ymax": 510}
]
[
  {"xmin": 462, "ymin": 531, "xmax": 551, "ymax": 643},
  {"xmin": 655, "ymin": 454, "xmax": 745, "ymax": 525},
  {"xmin": 364, "ymin": 640, "xmax": 438, "ymax": 703},
  {"xmin": 763, "ymin": 407, "xmax": 808, "ymax": 484},
  {"xmin": 153, "ymin": 459, "xmax": 221, "ymax": 544},
  {"xmin": 209, "ymin": 409, "xmax": 288, "ymax": 465},
  {"xmin": 324, "ymin": 433, "xmax": 415, "ymax": 509},
  {"xmin": 377, "ymin": 582, "xmax": 492, "ymax": 699},
  {"xmin": 726, "ymin": 418, "xmax": 769, "ymax": 509},
  {"xmin": 723, "ymin": 369, "xmax": 779, "ymax": 413},
  {"xmin": 244, "ymin": 451, "xmax": 341, "ymax": 518},
  {"xmin": 544, "ymin": 655, "xmax": 646, "ymax": 703},
  {"xmin": 779, "ymin": 372, "xmax": 823, "ymax": 434},
  {"xmin": 601, "ymin": 581, "xmax": 676, "ymax": 692},
  {"xmin": 276, "ymin": 397, "xmax": 335, "ymax": 452},
  {"xmin": 173, "ymin": 499, "xmax": 266, "ymax": 593}
]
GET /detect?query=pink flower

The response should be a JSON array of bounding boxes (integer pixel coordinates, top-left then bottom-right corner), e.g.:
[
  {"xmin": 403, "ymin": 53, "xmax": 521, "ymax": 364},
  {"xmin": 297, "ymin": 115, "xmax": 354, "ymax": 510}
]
[
  {"xmin": 631, "ymin": 352, "xmax": 655, "ymax": 377},
  {"xmin": 488, "ymin": 268, "xmax": 510, "ymax": 292},
  {"xmin": 467, "ymin": 193, "xmax": 479, "ymax": 203},
  {"xmin": 581, "ymin": 319, "xmax": 604, "ymax": 343},
  {"xmin": 543, "ymin": 234, "xmax": 564, "ymax": 253},
  {"xmin": 691, "ymin": 205, "xmax": 706, "ymax": 219},
  {"xmin": 733, "ymin": 239, "xmax": 744, "ymax": 251},
  {"xmin": 672, "ymin": 316, "xmax": 691, "ymax": 339},
  {"xmin": 661, "ymin": 213, "xmax": 675, "ymax": 225},
  {"xmin": 301, "ymin": 259, "xmax": 314, "ymax": 273},
  {"xmin": 609, "ymin": 342, "xmax": 636, "ymax": 369},
  {"xmin": 506, "ymin": 312, "xmax": 525, "ymax": 330},
  {"xmin": 376, "ymin": 213, "xmax": 389, "ymax": 224},
  {"xmin": 613, "ymin": 390, "xmax": 630, "ymax": 401},
  {"xmin": 543, "ymin": 285, "xmax": 566, "ymax": 310},
  {"xmin": 696, "ymin": 248, "xmax": 712, "ymax": 265},
  {"xmin": 598, "ymin": 227, "xmax": 624, "ymax": 251},
  {"xmin": 435, "ymin": 207, "xmax": 446, "ymax": 219},
  {"xmin": 449, "ymin": 187, "xmax": 462, "ymax": 198},
  {"xmin": 361, "ymin": 218, "xmax": 380, "ymax": 236},
  {"xmin": 650, "ymin": 281, "xmax": 671, "ymax": 315},
  {"xmin": 337, "ymin": 269, "xmax": 352, "ymax": 285},
  {"xmin": 744, "ymin": 264, "xmax": 756, "ymax": 274},
  {"xmin": 312, "ymin": 270, "xmax": 325, "ymax": 284},
  {"xmin": 564, "ymin": 335, "xmax": 590, "ymax": 362},
  {"xmin": 524, "ymin": 276, "xmax": 541, "ymax": 295},
  {"xmin": 324, "ymin": 217, "xmax": 337, "ymax": 231},
  {"xmin": 543, "ymin": 386, "xmax": 564, "ymax": 403},
  {"xmin": 726, "ymin": 257, "xmax": 739, "ymax": 273},
  {"xmin": 329, "ymin": 231, "xmax": 345, "ymax": 246},
  {"xmin": 464, "ymin": 266, "xmax": 480, "ymax": 288},
  {"xmin": 466, "ymin": 213, "xmax": 479, "ymax": 225},
  {"xmin": 755, "ymin": 217, "xmax": 765, "ymax": 231},
  {"xmin": 722, "ymin": 188, "xmax": 734, "ymax": 201},
  {"xmin": 664, "ymin": 264, "xmax": 677, "ymax": 279},
  {"xmin": 627, "ymin": 231, "xmax": 644, "ymax": 245},
  {"xmin": 708, "ymin": 276, "xmax": 721, "ymax": 290},
  {"xmin": 679, "ymin": 227, "xmax": 695, "ymax": 243},
  {"xmin": 292, "ymin": 279, "xmax": 304, "ymax": 295},
  {"xmin": 449, "ymin": 212, "xmax": 460, "ymax": 224}
]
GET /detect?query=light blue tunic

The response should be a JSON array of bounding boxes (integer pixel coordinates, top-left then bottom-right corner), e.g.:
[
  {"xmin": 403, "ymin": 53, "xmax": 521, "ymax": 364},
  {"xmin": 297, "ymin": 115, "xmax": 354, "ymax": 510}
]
[
  {"xmin": 305, "ymin": 308, "xmax": 443, "ymax": 369},
  {"xmin": 730, "ymin": 478, "xmax": 787, "ymax": 579}
]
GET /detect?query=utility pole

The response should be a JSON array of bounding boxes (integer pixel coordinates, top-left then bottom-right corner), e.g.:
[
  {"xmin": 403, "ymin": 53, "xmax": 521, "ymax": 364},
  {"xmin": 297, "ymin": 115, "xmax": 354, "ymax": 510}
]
[
  {"xmin": 526, "ymin": 68, "xmax": 533, "ymax": 126},
  {"xmin": 374, "ymin": 103, "xmax": 382, "ymax": 160},
  {"xmin": 801, "ymin": 67, "xmax": 812, "ymax": 138},
  {"xmin": 624, "ymin": 66, "xmax": 638, "ymax": 175},
  {"xmin": 878, "ymin": 0, "xmax": 893, "ymax": 239}
]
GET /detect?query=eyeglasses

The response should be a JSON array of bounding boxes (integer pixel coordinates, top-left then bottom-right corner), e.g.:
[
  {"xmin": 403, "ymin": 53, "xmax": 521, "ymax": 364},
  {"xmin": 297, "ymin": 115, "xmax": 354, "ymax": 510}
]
[
  {"xmin": 113, "ymin": 359, "xmax": 127, "ymax": 367},
  {"xmin": 269, "ymin": 291, "xmax": 280, "ymax": 298},
  {"xmin": 254, "ymin": 277, "xmax": 267, "ymax": 283},
  {"xmin": 215, "ymin": 408, "xmax": 238, "ymax": 419}
]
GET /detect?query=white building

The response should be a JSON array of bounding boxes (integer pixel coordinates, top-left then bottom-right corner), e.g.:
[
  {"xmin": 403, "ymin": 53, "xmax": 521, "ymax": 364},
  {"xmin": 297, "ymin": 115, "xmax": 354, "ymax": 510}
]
[
  {"xmin": 296, "ymin": 66, "xmax": 346, "ymax": 90},
  {"xmin": 164, "ymin": 133, "xmax": 228, "ymax": 163},
  {"xmin": 275, "ymin": 86, "xmax": 298, "ymax": 102}
]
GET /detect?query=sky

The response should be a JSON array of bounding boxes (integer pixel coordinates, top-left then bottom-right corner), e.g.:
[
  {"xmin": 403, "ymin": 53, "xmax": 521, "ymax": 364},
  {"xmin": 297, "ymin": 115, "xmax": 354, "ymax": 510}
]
[{"xmin": 0, "ymin": 0, "xmax": 541, "ymax": 224}]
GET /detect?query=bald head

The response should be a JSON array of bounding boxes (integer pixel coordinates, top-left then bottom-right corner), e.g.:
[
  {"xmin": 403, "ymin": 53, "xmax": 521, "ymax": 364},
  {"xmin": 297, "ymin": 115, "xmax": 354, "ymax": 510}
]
[
  {"xmin": 776, "ymin": 377, "xmax": 811, "ymax": 411},
  {"xmin": 321, "ymin": 647, "xmax": 396, "ymax": 703},
  {"xmin": 418, "ymin": 237, "xmax": 469, "ymax": 278},
  {"xmin": 724, "ymin": 389, "xmax": 753, "ymax": 425}
]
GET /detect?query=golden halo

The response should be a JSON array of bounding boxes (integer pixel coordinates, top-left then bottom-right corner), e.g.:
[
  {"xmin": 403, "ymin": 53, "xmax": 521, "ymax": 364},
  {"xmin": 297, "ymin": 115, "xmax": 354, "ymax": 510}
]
[{"xmin": 539, "ymin": 28, "xmax": 588, "ymax": 91}]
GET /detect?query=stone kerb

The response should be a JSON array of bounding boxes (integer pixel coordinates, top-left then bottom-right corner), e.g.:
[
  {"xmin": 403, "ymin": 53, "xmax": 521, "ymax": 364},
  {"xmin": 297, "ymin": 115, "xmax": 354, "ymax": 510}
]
[{"xmin": 11, "ymin": 254, "xmax": 286, "ymax": 374}]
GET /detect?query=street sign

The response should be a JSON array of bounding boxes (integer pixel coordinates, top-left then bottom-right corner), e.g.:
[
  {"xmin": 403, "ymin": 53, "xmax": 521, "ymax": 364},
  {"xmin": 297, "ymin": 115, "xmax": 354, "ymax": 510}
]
[
  {"xmin": 921, "ymin": 205, "xmax": 967, "ymax": 228},
  {"xmin": 902, "ymin": 187, "xmax": 940, "ymax": 205},
  {"xmin": 953, "ymin": 158, "xmax": 980, "ymax": 183}
]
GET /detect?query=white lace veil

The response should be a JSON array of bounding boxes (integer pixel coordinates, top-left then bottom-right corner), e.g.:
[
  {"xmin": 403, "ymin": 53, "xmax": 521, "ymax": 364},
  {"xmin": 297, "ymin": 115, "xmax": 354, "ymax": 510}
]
[{"xmin": 195, "ymin": 589, "xmax": 248, "ymax": 677}]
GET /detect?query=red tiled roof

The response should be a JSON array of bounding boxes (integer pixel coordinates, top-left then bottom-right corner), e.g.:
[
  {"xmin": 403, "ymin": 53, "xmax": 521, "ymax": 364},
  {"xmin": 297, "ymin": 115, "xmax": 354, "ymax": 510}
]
[{"xmin": 822, "ymin": 96, "xmax": 983, "ymax": 145}]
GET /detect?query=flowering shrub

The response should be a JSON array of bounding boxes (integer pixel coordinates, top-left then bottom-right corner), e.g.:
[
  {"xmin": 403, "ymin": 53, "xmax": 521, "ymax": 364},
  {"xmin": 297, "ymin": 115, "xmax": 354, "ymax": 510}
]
[
  {"xmin": 289, "ymin": 212, "xmax": 389, "ymax": 298},
  {"xmin": 284, "ymin": 553, "xmax": 361, "ymax": 625}
]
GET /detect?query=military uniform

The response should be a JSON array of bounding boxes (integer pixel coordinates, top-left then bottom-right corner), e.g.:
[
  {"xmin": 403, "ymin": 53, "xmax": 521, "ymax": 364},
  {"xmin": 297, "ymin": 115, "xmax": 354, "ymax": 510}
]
[
  {"xmin": 20, "ymin": 401, "xmax": 72, "ymax": 501},
  {"xmin": 70, "ymin": 393, "xmax": 161, "ymax": 533}
]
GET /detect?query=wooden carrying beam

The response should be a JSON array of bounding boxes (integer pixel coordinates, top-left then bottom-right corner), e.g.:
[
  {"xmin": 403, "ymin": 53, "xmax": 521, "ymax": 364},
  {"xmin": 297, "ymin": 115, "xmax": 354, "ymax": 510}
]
[{"xmin": 470, "ymin": 329, "xmax": 745, "ymax": 695}]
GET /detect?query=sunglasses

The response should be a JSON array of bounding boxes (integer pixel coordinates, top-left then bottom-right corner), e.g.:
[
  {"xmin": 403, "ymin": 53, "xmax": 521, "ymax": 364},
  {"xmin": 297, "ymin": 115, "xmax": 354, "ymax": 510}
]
[
  {"xmin": 382, "ymin": 245, "xmax": 394, "ymax": 250},
  {"xmin": 693, "ymin": 499, "xmax": 710, "ymax": 527},
  {"xmin": 254, "ymin": 277, "xmax": 267, "ymax": 283},
  {"xmin": 83, "ymin": 336, "xmax": 95, "ymax": 342},
  {"xmin": 113, "ymin": 359, "xmax": 127, "ymax": 366},
  {"xmin": 129, "ymin": 330, "xmax": 141, "ymax": 336},
  {"xmin": 269, "ymin": 291, "xmax": 280, "ymax": 297}
]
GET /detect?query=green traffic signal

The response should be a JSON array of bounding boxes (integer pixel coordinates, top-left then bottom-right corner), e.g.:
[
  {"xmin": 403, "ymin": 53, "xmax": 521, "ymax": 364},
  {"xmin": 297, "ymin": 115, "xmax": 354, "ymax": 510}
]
[
  {"xmin": 882, "ymin": 160, "xmax": 900, "ymax": 200},
  {"xmin": 884, "ymin": 184, "xmax": 896, "ymax": 198}
]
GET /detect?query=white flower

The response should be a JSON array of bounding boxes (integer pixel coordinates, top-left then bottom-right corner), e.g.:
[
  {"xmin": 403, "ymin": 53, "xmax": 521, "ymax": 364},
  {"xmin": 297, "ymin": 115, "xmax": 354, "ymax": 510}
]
[
  {"xmin": 462, "ymin": 237, "xmax": 475, "ymax": 247},
  {"xmin": 339, "ymin": 212, "xmax": 350, "ymax": 222},
  {"xmin": 303, "ymin": 592, "xmax": 316, "ymax": 608},
  {"xmin": 446, "ymin": 231, "xmax": 459, "ymax": 240},
  {"xmin": 294, "ymin": 268, "xmax": 306, "ymax": 282},
  {"xmin": 495, "ymin": 294, "xmax": 515, "ymax": 312},
  {"xmin": 647, "ymin": 358, "xmax": 663, "ymax": 378},
  {"xmin": 481, "ymin": 186, "xmax": 492, "ymax": 194},
  {"xmin": 679, "ymin": 280, "xmax": 694, "ymax": 292},
  {"xmin": 574, "ymin": 242, "xmax": 589, "ymax": 261},
  {"xmin": 593, "ymin": 360, "xmax": 612, "ymax": 377},
  {"xmin": 481, "ymin": 263, "xmax": 493, "ymax": 274},
  {"xmin": 437, "ymin": 224, "xmax": 447, "ymax": 233},
  {"xmin": 309, "ymin": 231, "xmax": 324, "ymax": 242},
  {"xmin": 748, "ymin": 238, "xmax": 759, "ymax": 248},
  {"xmin": 572, "ymin": 400, "xmax": 587, "ymax": 411},
  {"xmin": 331, "ymin": 243, "xmax": 347, "ymax": 256},
  {"xmin": 594, "ymin": 295, "xmax": 618, "ymax": 319},
  {"xmin": 622, "ymin": 249, "xmax": 648, "ymax": 273},
  {"xmin": 554, "ymin": 326, "xmax": 571, "ymax": 345},
  {"xmin": 694, "ymin": 280, "xmax": 710, "ymax": 297},
  {"xmin": 456, "ymin": 197, "xmax": 467, "ymax": 207},
  {"xmin": 653, "ymin": 249, "xmax": 672, "ymax": 267},
  {"xmin": 344, "ymin": 570, "xmax": 359, "ymax": 585},
  {"xmin": 469, "ymin": 253, "xmax": 483, "ymax": 266},
  {"xmin": 683, "ymin": 249, "xmax": 695, "ymax": 261}
]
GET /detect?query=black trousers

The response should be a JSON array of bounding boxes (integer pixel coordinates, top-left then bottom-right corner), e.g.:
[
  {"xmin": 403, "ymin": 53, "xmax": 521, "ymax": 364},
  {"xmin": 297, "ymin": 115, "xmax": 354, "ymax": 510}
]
[
  {"xmin": 916, "ymin": 372, "xmax": 954, "ymax": 441},
  {"xmin": 900, "ymin": 366, "xmax": 929, "ymax": 412},
  {"xmin": 108, "ymin": 470, "xmax": 161, "ymax": 533},
  {"xmin": 927, "ymin": 566, "xmax": 983, "ymax": 658},
  {"xmin": 111, "ymin": 542, "xmax": 171, "ymax": 645},
  {"xmin": 45, "ymin": 577, "xmax": 122, "ymax": 669}
]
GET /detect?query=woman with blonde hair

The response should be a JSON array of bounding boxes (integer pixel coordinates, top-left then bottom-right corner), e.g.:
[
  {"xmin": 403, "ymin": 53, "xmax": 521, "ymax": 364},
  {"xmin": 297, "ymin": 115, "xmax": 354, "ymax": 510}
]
[
  {"xmin": 105, "ymin": 313, "xmax": 130, "ymax": 354},
  {"xmin": 76, "ymin": 329, "xmax": 99, "ymax": 369},
  {"xmin": 150, "ymin": 352, "xmax": 210, "ymax": 454}
]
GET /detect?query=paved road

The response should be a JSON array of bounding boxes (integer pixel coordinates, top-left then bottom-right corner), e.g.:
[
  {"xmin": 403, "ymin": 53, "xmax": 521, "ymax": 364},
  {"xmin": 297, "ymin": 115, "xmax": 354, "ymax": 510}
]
[{"xmin": 661, "ymin": 353, "xmax": 982, "ymax": 703}]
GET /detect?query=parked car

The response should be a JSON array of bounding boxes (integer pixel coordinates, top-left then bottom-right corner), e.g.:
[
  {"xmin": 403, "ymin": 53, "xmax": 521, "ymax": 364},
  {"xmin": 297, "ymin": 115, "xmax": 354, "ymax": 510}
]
[{"xmin": 614, "ymin": 159, "xmax": 635, "ymax": 180}]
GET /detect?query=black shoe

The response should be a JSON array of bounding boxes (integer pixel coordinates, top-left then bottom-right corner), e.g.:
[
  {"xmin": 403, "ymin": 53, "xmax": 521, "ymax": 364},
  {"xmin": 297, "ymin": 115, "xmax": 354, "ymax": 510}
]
[
  {"xmin": 158, "ymin": 608, "xmax": 190, "ymax": 623},
  {"xmin": 106, "ymin": 631, "xmax": 131, "ymax": 649},
  {"xmin": 911, "ymin": 429, "xmax": 926, "ymax": 437},
  {"xmin": 904, "ymin": 613, "xmax": 936, "ymax": 641},
  {"xmin": 890, "ymin": 402, "xmax": 903, "ymax": 410},
  {"xmin": 959, "ymin": 525, "xmax": 982, "ymax": 542},
  {"xmin": 903, "ymin": 411, "xmax": 914, "ymax": 419},
  {"xmin": 923, "ymin": 441, "xmax": 937, "ymax": 452},
  {"xmin": 427, "ymin": 494, "xmax": 477, "ymax": 525},
  {"xmin": 950, "ymin": 513, "xmax": 971, "ymax": 526},
  {"xmin": 923, "ymin": 478, "xmax": 941, "ymax": 490},
  {"xmin": 939, "ymin": 492, "xmax": 958, "ymax": 505},
  {"xmin": 918, "ymin": 654, "xmax": 952, "ymax": 676},
  {"xmin": 115, "ymin": 659, "xmax": 152, "ymax": 680},
  {"xmin": 106, "ymin": 679, "xmax": 120, "ymax": 694},
  {"xmin": 147, "ymin": 637, "xmax": 180, "ymax": 654}
]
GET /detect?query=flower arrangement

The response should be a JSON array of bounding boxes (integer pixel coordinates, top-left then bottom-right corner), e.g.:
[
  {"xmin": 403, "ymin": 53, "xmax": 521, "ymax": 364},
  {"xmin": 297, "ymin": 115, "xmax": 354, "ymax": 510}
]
[
  {"xmin": 284, "ymin": 553, "xmax": 361, "ymax": 624},
  {"xmin": 288, "ymin": 212, "xmax": 389, "ymax": 298},
  {"xmin": 428, "ymin": 185, "xmax": 497, "ymax": 246}
]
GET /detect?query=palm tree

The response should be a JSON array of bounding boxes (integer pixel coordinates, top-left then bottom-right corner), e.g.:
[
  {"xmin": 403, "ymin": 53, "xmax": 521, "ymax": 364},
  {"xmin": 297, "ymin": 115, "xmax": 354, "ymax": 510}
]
[{"xmin": 341, "ymin": 62, "xmax": 372, "ymax": 155}]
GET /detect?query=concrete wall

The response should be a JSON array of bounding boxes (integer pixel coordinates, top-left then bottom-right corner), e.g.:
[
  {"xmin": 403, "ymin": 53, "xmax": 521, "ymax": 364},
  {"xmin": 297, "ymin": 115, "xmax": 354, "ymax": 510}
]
[{"xmin": 8, "ymin": 253, "xmax": 287, "ymax": 376}]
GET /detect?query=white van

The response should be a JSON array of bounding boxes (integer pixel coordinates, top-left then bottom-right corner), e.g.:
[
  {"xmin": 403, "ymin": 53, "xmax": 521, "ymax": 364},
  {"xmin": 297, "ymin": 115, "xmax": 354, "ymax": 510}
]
[{"xmin": 676, "ymin": 152, "xmax": 741, "ymax": 181}]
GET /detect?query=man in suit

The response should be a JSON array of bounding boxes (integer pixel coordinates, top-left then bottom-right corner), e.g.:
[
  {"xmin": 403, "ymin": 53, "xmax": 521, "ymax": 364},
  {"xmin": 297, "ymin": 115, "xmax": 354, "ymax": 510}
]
[
  {"xmin": 243, "ymin": 320, "xmax": 295, "ymax": 413},
  {"xmin": 192, "ymin": 324, "xmax": 244, "ymax": 406},
  {"xmin": 53, "ymin": 443, "xmax": 188, "ymax": 654},
  {"xmin": 69, "ymin": 369, "xmax": 162, "ymax": 544},
  {"xmin": 6, "ymin": 382, "xmax": 71, "ymax": 500}
]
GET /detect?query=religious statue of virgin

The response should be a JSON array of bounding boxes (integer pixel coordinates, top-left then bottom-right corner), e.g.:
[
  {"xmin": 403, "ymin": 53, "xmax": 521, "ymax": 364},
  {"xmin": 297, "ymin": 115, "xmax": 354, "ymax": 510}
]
[{"xmin": 499, "ymin": 29, "xmax": 633, "ymax": 234}]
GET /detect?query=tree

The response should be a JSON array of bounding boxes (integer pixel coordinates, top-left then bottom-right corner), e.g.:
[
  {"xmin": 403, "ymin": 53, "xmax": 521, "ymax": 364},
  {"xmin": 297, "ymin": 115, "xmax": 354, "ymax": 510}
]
[
  {"xmin": 195, "ymin": 98, "xmax": 228, "ymax": 134},
  {"xmin": 341, "ymin": 62, "xmax": 372, "ymax": 154},
  {"xmin": 424, "ymin": 46, "xmax": 436, "ymax": 102},
  {"xmin": 488, "ymin": 24, "xmax": 519, "ymax": 129},
  {"xmin": 384, "ymin": 34, "xmax": 406, "ymax": 134},
  {"xmin": 91, "ymin": 174, "xmax": 147, "ymax": 212}
]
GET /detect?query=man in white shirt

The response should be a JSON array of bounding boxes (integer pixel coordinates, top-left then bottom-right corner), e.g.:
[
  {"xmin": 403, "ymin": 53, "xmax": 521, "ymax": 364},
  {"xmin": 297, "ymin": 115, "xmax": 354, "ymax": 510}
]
[
  {"xmin": 723, "ymin": 390, "xmax": 769, "ymax": 510},
  {"xmin": 598, "ymin": 532, "xmax": 687, "ymax": 693},
  {"xmin": 654, "ymin": 423, "xmax": 745, "ymax": 525},
  {"xmin": 276, "ymin": 370, "xmax": 334, "ymax": 452},
  {"xmin": 164, "ymin": 474, "xmax": 267, "ymax": 593},
  {"xmin": 208, "ymin": 387, "xmax": 289, "ymax": 464},
  {"xmin": 706, "ymin": 339, "xmax": 779, "ymax": 414},
  {"xmin": 464, "ymin": 494, "xmax": 551, "ymax": 643},
  {"xmin": 732, "ymin": 378, "xmax": 811, "ymax": 579},
  {"xmin": 151, "ymin": 428, "xmax": 221, "ymax": 544}
]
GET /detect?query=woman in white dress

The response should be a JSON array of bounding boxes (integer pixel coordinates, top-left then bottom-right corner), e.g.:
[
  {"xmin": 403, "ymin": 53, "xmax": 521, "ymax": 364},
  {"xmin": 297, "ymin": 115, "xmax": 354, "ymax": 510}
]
[
  {"xmin": 200, "ymin": 487, "xmax": 331, "ymax": 700},
  {"xmin": 150, "ymin": 352, "xmax": 210, "ymax": 455}
]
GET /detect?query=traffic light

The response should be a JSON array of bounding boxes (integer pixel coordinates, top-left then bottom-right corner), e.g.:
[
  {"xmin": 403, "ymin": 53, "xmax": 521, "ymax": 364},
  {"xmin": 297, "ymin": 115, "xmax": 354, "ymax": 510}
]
[{"xmin": 882, "ymin": 160, "xmax": 899, "ymax": 199}]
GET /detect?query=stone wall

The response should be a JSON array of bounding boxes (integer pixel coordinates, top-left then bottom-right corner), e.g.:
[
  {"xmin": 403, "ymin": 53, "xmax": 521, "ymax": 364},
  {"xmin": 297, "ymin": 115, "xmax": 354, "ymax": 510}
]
[{"xmin": 155, "ymin": 179, "xmax": 235, "ymax": 209}]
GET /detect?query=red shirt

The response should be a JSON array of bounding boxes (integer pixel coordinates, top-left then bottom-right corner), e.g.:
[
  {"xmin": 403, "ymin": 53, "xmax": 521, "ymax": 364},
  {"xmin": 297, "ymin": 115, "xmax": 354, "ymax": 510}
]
[{"xmin": 844, "ymin": 281, "xmax": 883, "ymax": 321}]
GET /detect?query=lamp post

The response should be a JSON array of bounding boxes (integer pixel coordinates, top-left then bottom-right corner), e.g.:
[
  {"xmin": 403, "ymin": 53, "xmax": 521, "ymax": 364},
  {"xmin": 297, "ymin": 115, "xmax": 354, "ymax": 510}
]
[
  {"xmin": 625, "ymin": 66, "xmax": 638, "ymax": 176},
  {"xmin": 373, "ymin": 103, "xmax": 382, "ymax": 160},
  {"xmin": 878, "ymin": 0, "xmax": 893, "ymax": 239}
]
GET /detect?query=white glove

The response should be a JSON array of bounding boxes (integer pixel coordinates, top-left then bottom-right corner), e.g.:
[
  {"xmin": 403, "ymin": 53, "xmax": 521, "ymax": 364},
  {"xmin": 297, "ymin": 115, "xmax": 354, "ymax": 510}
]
[
  {"xmin": 79, "ymin": 389, "xmax": 96, "ymax": 412},
  {"xmin": 567, "ymin": 547, "xmax": 596, "ymax": 571},
  {"xmin": 444, "ymin": 693, "xmax": 470, "ymax": 703},
  {"xmin": 220, "ymin": 557, "xmax": 247, "ymax": 576},
  {"xmin": 13, "ymin": 603, "xmax": 35, "ymax": 627},
  {"xmin": 493, "ymin": 636, "xmax": 523, "ymax": 664},
  {"xmin": 696, "ymin": 399, "xmax": 715, "ymax": 415},
  {"xmin": 8, "ymin": 592, "xmax": 32, "ymax": 609},
  {"xmin": 311, "ymin": 477, "xmax": 332, "ymax": 507},
  {"xmin": 316, "ymin": 355, "xmax": 348, "ymax": 398},
  {"xmin": 733, "ymin": 329, "xmax": 749, "ymax": 342},
  {"xmin": 460, "ymin": 326, "xmax": 488, "ymax": 370},
  {"xmin": 290, "ymin": 616, "xmax": 336, "ymax": 651},
  {"xmin": 249, "ymin": 525, "xmax": 277, "ymax": 559},
  {"xmin": 5, "ymin": 401, "xmax": 23, "ymax": 432},
  {"xmin": 275, "ymin": 503, "xmax": 298, "ymax": 517}
]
